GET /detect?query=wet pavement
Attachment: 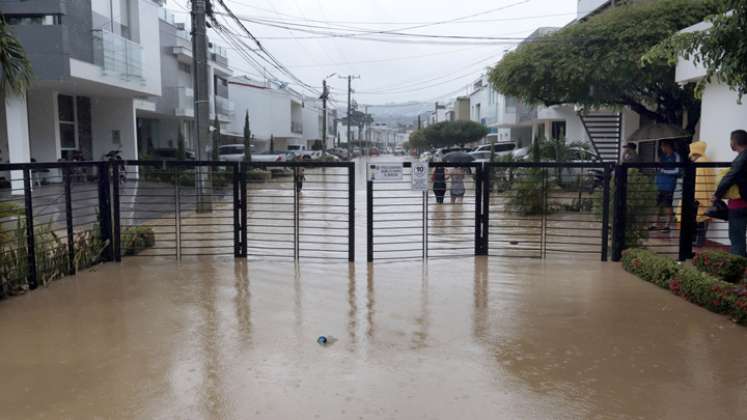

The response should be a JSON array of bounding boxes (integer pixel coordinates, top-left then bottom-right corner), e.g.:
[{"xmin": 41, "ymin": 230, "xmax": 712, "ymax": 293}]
[{"xmin": 1, "ymin": 256, "xmax": 747, "ymax": 419}]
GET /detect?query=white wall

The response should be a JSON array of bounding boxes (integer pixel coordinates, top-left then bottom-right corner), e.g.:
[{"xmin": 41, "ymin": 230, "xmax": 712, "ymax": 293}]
[
  {"xmin": 227, "ymin": 80, "xmax": 296, "ymax": 140},
  {"xmin": 577, "ymin": 0, "xmax": 609, "ymax": 19},
  {"xmin": 91, "ymin": 97, "xmax": 138, "ymax": 160},
  {"xmin": 4, "ymin": 93, "xmax": 31, "ymax": 192},
  {"xmin": 699, "ymin": 82, "xmax": 747, "ymax": 163},
  {"xmin": 302, "ymin": 103, "xmax": 321, "ymax": 143},
  {"xmin": 536, "ymin": 105, "xmax": 590, "ymax": 143},
  {"xmin": 27, "ymin": 90, "xmax": 60, "ymax": 163}
]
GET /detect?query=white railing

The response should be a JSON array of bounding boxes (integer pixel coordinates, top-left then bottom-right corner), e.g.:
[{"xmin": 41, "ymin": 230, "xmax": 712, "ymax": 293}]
[{"xmin": 92, "ymin": 29, "xmax": 144, "ymax": 83}]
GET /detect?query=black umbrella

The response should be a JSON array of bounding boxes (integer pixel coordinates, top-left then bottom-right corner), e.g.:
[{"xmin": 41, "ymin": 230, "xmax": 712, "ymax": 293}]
[{"xmin": 443, "ymin": 151, "xmax": 475, "ymax": 163}]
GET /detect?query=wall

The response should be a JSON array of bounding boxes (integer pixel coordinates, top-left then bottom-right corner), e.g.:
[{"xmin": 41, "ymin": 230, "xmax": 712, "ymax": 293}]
[
  {"xmin": 577, "ymin": 0, "xmax": 609, "ymax": 19},
  {"xmin": 700, "ymin": 82, "xmax": 747, "ymax": 163},
  {"xmin": 4, "ymin": 93, "xmax": 31, "ymax": 192},
  {"xmin": 91, "ymin": 97, "xmax": 137, "ymax": 160},
  {"xmin": 536, "ymin": 105, "xmax": 590, "ymax": 143},
  {"xmin": 27, "ymin": 90, "xmax": 60, "ymax": 163},
  {"xmin": 302, "ymin": 102, "xmax": 321, "ymax": 144},
  {"xmin": 227, "ymin": 80, "xmax": 296, "ymax": 140}
]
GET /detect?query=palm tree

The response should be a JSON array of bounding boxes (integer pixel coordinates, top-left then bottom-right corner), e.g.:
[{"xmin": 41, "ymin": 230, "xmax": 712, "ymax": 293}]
[{"xmin": 0, "ymin": 17, "xmax": 33, "ymax": 95}]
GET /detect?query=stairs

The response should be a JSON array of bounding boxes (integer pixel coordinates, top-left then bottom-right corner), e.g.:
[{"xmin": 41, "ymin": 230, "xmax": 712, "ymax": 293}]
[{"xmin": 579, "ymin": 112, "xmax": 623, "ymax": 163}]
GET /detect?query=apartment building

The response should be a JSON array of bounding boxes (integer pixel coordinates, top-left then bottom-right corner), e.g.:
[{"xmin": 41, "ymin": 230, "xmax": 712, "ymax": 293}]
[
  {"xmin": 1, "ymin": 0, "xmax": 162, "ymax": 188},
  {"xmin": 134, "ymin": 9, "xmax": 233, "ymax": 157}
]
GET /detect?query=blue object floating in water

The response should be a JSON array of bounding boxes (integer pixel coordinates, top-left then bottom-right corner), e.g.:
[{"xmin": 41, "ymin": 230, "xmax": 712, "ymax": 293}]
[{"xmin": 317, "ymin": 336, "xmax": 328, "ymax": 345}]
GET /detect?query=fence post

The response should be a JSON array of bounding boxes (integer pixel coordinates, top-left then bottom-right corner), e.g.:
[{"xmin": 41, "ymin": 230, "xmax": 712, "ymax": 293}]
[
  {"xmin": 482, "ymin": 164, "xmax": 491, "ymax": 256},
  {"xmin": 611, "ymin": 165, "xmax": 628, "ymax": 262},
  {"xmin": 678, "ymin": 162, "xmax": 697, "ymax": 261},
  {"xmin": 367, "ymin": 178, "xmax": 374, "ymax": 263},
  {"xmin": 22, "ymin": 168, "xmax": 37, "ymax": 290},
  {"xmin": 98, "ymin": 162, "xmax": 113, "ymax": 262},
  {"xmin": 111, "ymin": 162, "xmax": 121, "ymax": 262},
  {"xmin": 233, "ymin": 163, "xmax": 241, "ymax": 258},
  {"xmin": 240, "ymin": 163, "xmax": 248, "ymax": 257},
  {"xmin": 474, "ymin": 164, "xmax": 483, "ymax": 256},
  {"xmin": 348, "ymin": 163, "xmax": 355, "ymax": 262},
  {"xmin": 600, "ymin": 164, "xmax": 612, "ymax": 262},
  {"xmin": 63, "ymin": 167, "xmax": 75, "ymax": 275}
]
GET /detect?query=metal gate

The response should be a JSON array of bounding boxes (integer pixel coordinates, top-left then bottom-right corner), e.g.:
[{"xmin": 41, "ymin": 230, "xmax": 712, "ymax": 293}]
[
  {"xmin": 241, "ymin": 161, "xmax": 355, "ymax": 261},
  {"xmin": 366, "ymin": 161, "xmax": 612, "ymax": 261},
  {"xmin": 366, "ymin": 161, "xmax": 481, "ymax": 261}
]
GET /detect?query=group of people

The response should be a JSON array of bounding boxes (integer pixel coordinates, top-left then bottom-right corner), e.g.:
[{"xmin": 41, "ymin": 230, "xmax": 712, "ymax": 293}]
[
  {"xmin": 431, "ymin": 166, "xmax": 466, "ymax": 204},
  {"xmin": 636, "ymin": 130, "xmax": 747, "ymax": 257}
]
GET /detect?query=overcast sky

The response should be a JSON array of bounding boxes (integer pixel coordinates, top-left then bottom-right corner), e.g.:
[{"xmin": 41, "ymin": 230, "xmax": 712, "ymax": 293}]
[{"xmin": 168, "ymin": 0, "xmax": 578, "ymax": 107}]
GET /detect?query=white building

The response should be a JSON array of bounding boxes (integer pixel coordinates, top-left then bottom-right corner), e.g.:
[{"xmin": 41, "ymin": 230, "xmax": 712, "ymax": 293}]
[
  {"xmin": 1, "ymin": 0, "xmax": 163, "ymax": 188},
  {"xmin": 675, "ymin": 20, "xmax": 746, "ymax": 163},
  {"xmin": 135, "ymin": 8, "xmax": 233, "ymax": 157}
]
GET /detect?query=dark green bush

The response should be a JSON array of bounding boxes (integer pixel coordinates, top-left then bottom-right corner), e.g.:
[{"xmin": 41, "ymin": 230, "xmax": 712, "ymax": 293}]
[
  {"xmin": 693, "ymin": 250, "xmax": 747, "ymax": 284},
  {"xmin": 622, "ymin": 248, "xmax": 747, "ymax": 325},
  {"xmin": 621, "ymin": 248, "xmax": 679, "ymax": 289},
  {"xmin": 121, "ymin": 226, "xmax": 156, "ymax": 256}
]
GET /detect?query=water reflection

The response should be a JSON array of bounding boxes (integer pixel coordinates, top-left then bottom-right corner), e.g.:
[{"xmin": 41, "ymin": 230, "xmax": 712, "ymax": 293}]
[
  {"xmin": 234, "ymin": 259, "xmax": 252, "ymax": 346},
  {"xmin": 366, "ymin": 264, "xmax": 375, "ymax": 340},
  {"xmin": 347, "ymin": 263, "xmax": 357, "ymax": 352}
]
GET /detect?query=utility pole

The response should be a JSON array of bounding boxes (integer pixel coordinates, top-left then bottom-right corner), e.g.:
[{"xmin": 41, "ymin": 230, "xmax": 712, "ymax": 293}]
[
  {"xmin": 340, "ymin": 74, "xmax": 360, "ymax": 159},
  {"xmin": 320, "ymin": 79, "xmax": 329, "ymax": 154},
  {"xmin": 191, "ymin": 0, "xmax": 211, "ymax": 212}
]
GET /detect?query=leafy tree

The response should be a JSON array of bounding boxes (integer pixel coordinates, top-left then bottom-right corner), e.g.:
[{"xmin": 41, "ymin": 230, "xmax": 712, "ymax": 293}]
[
  {"xmin": 243, "ymin": 111, "xmax": 252, "ymax": 161},
  {"xmin": 408, "ymin": 129, "xmax": 428, "ymax": 154},
  {"xmin": 422, "ymin": 120, "xmax": 488, "ymax": 149},
  {"xmin": 489, "ymin": 0, "xmax": 720, "ymax": 129},
  {"xmin": 176, "ymin": 130, "xmax": 186, "ymax": 160},
  {"xmin": 211, "ymin": 116, "xmax": 220, "ymax": 161},
  {"xmin": 645, "ymin": 0, "xmax": 747, "ymax": 101},
  {"xmin": 0, "ymin": 17, "xmax": 33, "ymax": 95}
]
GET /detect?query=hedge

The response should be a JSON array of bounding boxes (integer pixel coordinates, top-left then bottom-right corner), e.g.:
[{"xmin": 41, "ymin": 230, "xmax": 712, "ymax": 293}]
[
  {"xmin": 621, "ymin": 249, "xmax": 747, "ymax": 325},
  {"xmin": 693, "ymin": 250, "xmax": 747, "ymax": 284}
]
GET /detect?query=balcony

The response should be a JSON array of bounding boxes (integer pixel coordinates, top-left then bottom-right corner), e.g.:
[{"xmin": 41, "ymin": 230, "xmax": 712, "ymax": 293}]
[
  {"xmin": 291, "ymin": 121, "xmax": 303, "ymax": 134},
  {"xmin": 92, "ymin": 29, "xmax": 144, "ymax": 83},
  {"xmin": 172, "ymin": 33, "xmax": 193, "ymax": 64},
  {"xmin": 163, "ymin": 86, "xmax": 194, "ymax": 118},
  {"xmin": 215, "ymin": 95, "xmax": 235, "ymax": 121}
]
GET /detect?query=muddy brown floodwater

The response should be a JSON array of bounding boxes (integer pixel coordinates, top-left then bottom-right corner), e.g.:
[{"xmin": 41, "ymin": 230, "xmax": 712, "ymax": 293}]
[{"xmin": 1, "ymin": 255, "xmax": 747, "ymax": 419}]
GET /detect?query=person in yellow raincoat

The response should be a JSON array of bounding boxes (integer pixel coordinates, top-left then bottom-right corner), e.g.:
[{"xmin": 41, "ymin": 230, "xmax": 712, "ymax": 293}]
[{"xmin": 689, "ymin": 141, "xmax": 716, "ymax": 246}]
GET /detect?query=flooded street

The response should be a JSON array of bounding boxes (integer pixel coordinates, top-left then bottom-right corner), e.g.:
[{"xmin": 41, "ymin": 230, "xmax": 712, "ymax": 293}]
[{"xmin": 1, "ymin": 253, "xmax": 747, "ymax": 419}]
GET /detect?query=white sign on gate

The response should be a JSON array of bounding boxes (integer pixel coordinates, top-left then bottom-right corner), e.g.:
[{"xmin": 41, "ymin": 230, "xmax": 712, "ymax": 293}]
[
  {"xmin": 369, "ymin": 164, "xmax": 404, "ymax": 181},
  {"xmin": 411, "ymin": 161, "xmax": 429, "ymax": 191}
]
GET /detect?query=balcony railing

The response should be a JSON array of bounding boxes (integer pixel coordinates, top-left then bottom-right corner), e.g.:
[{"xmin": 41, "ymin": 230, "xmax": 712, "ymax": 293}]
[
  {"xmin": 92, "ymin": 29, "xmax": 144, "ymax": 83},
  {"xmin": 163, "ymin": 86, "xmax": 194, "ymax": 117},
  {"xmin": 291, "ymin": 121, "xmax": 303, "ymax": 134},
  {"xmin": 215, "ymin": 95, "xmax": 235, "ymax": 118}
]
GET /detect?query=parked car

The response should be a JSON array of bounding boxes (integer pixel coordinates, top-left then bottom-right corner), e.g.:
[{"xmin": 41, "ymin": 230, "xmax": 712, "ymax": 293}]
[
  {"xmin": 419, "ymin": 151, "xmax": 433, "ymax": 162},
  {"xmin": 150, "ymin": 148, "xmax": 196, "ymax": 161},
  {"xmin": 218, "ymin": 144, "xmax": 252, "ymax": 162},
  {"xmin": 473, "ymin": 142, "xmax": 517, "ymax": 155},
  {"xmin": 468, "ymin": 151, "xmax": 492, "ymax": 163},
  {"xmin": 286, "ymin": 144, "xmax": 319, "ymax": 160},
  {"xmin": 252, "ymin": 152, "xmax": 293, "ymax": 174},
  {"xmin": 369, "ymin": 147, "xmax": 380, "ymax": 157}
]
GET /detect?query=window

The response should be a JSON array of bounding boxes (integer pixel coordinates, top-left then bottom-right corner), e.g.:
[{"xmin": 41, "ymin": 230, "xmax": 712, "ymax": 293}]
[
  {"xmin": 4, "ymin": 14, "xmax": 62, "ymax": 25},
  {"xmin": 214, "ymin": 76, "xmax": 229, "ymax": 98},
  {"xmin": 58, "ymin": 95, "xmax": 78, "ymax": 150},
  {"xmin": 178, "ymin": 62, "xmax": 191, "ymax": 75},
  {"xmin": 551, "ymin": 121, "xmax": 566, "ymax": 140}
]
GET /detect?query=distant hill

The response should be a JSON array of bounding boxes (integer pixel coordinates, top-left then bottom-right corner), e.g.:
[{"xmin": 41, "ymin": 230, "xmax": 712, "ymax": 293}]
[{"xmin": 338, "ymin": 101, "xmax": 433, "ymax": 127}]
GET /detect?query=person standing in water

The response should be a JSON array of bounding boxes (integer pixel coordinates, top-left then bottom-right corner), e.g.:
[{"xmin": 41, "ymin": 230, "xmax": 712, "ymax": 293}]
[
  {"xmin": 448, "ymin": 167, "xmax": 466, "ymax": 204},
  {"xmin": 432, "ymin": 164, "xmax": 447, "ymax": 204}
]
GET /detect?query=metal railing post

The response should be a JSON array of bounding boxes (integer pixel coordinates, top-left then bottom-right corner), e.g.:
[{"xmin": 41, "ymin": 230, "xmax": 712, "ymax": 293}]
[
  {"xmin": 600, "ymin": 164, "xmax": 612, "ymax": 262},
  {"xmin": 111, "ymin": 162, "xmax": 121, "ymax": 262},
  {"xmin": 474, "ymin": 164, "xmax": 483, "ymax": 256},
  {"xmin": 611, "ymin": 165, "xmax": 628, "ymax": 262},
  {"xmin": 367, "ymin": 178, "xmax": 374, "ymax": 263},
  {"xmin": 97, "ymin": 162, "xmax": 113, "ymax": 262},
  {"xmin": 348, "ymin": 163, "xmax": 355, "ymax": 262},
  {"xmin": 482, "ymin": 164, "xmax": 491, "ymax": 256},
  {"xmin": 293, "ymin": 166, "xmax": 299, "ymax": 260},
  {"xmin": 678, "ymin": 162, "xmax": 697, "ymax": 261},
  {"xmin": 233, "ymin": 163, "xmax": 241, "ymax": 258},
  {"xmin": 22, "ymin": 168, "xmax": 37, "ymax": 289},
  {"xmin": 63, "ymin": 167, "xmax": 75, "ymax": 275},
  {"xmin": 240, "ymin": 163, "xmax": 248, "ymax": 257}
]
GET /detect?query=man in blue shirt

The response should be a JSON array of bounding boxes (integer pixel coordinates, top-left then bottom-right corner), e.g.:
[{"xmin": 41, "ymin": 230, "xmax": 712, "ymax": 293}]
[{"xmin": 652, "ymin": 140, "xmax": 681, "ymax": 232}]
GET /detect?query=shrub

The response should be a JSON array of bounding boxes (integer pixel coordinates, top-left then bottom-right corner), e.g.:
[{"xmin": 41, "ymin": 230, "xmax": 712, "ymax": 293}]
[
  {"xmin": 508, "ymin": 168, "xmax": 549, "ymax": 216},
  {"xmin": 621, "ymin": 248, "xmax": 679, "ymax": 288},
  {"xmin": 622, "ymin": 248, "xmax": 747, "ymax": 325},
  {"xmin": 693, "ymin": 250, "xmax": 747, "ymax": 284},
  {"xmin": 121, "ymin": 226, "xmax": 156, "ymax": 256}
]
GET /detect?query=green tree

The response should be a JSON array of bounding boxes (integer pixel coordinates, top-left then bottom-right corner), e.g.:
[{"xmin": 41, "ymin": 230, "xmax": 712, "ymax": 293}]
[
  {"xmin": 489, "ymin": 0, "xmax": 720, "ymax": 129},
  {"xmin": 408, "ymin": 129, "xmax": 428, "ymax": 154},
  {"xmin": 645, "ymin": 1, "xmax": 747, "ymax": 101},
  {"xmin": 211, "ymin": 116, "xmax": 220, "ymax": 161},
  {"xmin": 0, "ymin": 17, "xmax": 33, "ymax": 95},
  {"xmin": 176, "ymin": 130, "xmax": 186, "ymax": 160},
  {"xmin": 421, "ymin": 120, "xmax": 488, "ymax": 149},
  {"xmin": 243, "ymin": 111, "xmax": 252, "ymax": 162}
]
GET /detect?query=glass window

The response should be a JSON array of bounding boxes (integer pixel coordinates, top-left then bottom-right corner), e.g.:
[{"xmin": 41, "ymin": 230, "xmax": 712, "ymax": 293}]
[
  {"xmin": 60, "ymin": 124, "xmax": 77, "ymax": 150},
  {"xmin": 4, "ymin": 14, "xmax": 61, "ymax": 25},
  {"xmin": 58, "ymin": 95, "xmax": 75, "ymax": 122},
  {"xmin": 551, "ymin": 121, "xmax": 566, "ymax": 140}
]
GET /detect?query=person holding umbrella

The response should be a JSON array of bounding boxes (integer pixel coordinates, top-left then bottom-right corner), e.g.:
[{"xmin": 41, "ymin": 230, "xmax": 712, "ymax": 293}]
[{"xmin": 431, "ymin": 161, "xmax": 447, "ymax": 204}]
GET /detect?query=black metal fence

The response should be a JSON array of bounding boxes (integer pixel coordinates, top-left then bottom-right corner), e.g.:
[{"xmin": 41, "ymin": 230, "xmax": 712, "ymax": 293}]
[{"xmin": 0, "ymin": 160, "xmax": 354, "ymax": 295}]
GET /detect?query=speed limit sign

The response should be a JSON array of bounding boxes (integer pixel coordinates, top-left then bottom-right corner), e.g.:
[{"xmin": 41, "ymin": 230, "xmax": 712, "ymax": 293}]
[{"xmin": 411, "ymin": 161, "xmax": 429, "ymax": 191}]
